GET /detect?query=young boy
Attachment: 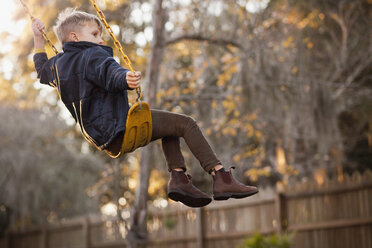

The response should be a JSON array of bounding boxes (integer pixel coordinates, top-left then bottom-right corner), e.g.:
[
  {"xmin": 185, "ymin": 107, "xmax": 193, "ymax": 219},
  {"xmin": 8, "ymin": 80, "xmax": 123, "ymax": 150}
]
[{"xmin": 32, "ymin": 8, "xmax": 258, "ymax": 208}]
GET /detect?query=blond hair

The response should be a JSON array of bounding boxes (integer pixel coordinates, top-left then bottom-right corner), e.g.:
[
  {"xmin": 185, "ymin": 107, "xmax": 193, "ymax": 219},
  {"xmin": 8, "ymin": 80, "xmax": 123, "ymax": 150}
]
[{"xmin": 53, "ymin": 8, "xmax": 103, "ymax": 44}]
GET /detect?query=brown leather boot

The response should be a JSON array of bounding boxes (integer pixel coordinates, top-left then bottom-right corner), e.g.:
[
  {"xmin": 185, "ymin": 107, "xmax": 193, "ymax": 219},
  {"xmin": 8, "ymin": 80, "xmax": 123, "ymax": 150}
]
[
  {"xmin": 168, "ymin": 170, "xmax": 212, "ymax": 208},
  {"xmin": 213, "ymin": 167, "xmax": 258, "ymax": 200}
]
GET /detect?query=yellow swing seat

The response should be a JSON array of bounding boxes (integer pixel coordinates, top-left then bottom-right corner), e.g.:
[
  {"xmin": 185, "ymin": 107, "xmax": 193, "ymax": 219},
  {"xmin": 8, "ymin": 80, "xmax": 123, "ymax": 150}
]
[{"xmin": 105, "ymin": 101, "xmax": 152, "ymax": 158}]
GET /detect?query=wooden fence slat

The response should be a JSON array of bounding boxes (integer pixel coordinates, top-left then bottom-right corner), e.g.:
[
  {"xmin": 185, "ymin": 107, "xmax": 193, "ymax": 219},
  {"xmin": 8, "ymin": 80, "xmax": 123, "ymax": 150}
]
[
  {"xmin": 275, "ymin": 193, "xmax": 286, "ymax": 233},
  {"xmin": 4, "ymin": 230, "xmax": 10, "ymax": 248},
  {"xmin": 196, "ymin": 208, "xmax": 204, "ymax": 248},
  {"xmin": 285, "ymin": 182, "xmax": 372, "ymax": 199},
  {"xmin": 40, "ymin": 227, "xmax": 47, "ymax": 248},
  {"xmin": 83, "ymin": 218, "xmax": 90, "ymax": 248},
  {"xmin": 289, "ymin": 217, "xmax": 372, "ymax": 232},
  {"xmin": 205, "ymin": 229, "xmax": 276, "ymax": 241}
]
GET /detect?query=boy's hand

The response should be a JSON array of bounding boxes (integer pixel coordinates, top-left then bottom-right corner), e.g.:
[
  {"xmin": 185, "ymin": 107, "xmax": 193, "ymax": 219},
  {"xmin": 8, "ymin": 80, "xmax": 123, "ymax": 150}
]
[
  {"xmin": 126, "ymin": 71, "xmax": 141, "ymax": 89},
  {"xmin": 32, "ymin": 18, "xmax": 45, "ymax": 38},
  {"xmin": 32, "ymin": 18, "xmax": 46, "ymax": 49}
]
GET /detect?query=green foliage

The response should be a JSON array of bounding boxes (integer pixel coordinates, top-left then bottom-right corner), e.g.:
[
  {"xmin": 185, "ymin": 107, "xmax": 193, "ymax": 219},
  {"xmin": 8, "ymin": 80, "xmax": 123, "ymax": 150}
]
[
  {"xmin": 237, "ymin": 232, "xmax": 293, "ymax": 248},
  {"xmin": 163, "ymin": 216, "xmax": 178, "ymax": 230}
]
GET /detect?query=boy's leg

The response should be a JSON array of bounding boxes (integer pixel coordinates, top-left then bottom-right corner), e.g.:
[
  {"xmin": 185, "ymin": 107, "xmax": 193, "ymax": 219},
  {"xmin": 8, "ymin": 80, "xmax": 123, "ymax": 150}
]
[
  {"xmin": 151, "ymin": 109, "xmax": 217, "ymax": 207},
  {"xmin": 150, "ymin": 109, "xmax": 258, "ymax": 203},
  {"xmin": 150, "ymin": 109, "xmax": 221, "ymax": 173}
]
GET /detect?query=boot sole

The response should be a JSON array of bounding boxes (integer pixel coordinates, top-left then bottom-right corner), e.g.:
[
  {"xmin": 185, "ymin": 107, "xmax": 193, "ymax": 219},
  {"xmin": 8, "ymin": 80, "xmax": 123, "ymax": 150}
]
[
  {"xmin": 213, "ymin": 189, "xmax": 259, "ymax": 201},
  {"xmin": 168, "ymin": 189, "xmax": 212, "ymax": 208}
]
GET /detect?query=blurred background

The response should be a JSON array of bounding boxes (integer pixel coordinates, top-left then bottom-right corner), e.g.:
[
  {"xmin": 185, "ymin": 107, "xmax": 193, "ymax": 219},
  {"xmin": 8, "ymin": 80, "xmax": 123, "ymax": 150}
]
[{"xmin": 0, "ymin": 0, "xmax": 371, "ymax": 247}]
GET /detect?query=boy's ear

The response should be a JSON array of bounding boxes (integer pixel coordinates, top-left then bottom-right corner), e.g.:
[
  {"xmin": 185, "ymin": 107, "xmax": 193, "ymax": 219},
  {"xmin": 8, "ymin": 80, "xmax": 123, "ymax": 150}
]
[{"xmin": 68, "ymin": 32, "xmax": 79, "ymax": 42}]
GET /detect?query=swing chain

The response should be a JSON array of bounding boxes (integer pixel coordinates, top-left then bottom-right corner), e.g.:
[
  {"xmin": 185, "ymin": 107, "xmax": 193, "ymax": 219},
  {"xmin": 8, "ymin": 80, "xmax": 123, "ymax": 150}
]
[
  {"xmin": 89, "ymin": 0, "xmax": 142, "ymax": 101},
  {"xmin": 40, "ymin": 29, "xmax": 60, "ymax": 55},
  {"xmin": 19, "ymin": 0, "xmax": 59, "ymax": 55}
]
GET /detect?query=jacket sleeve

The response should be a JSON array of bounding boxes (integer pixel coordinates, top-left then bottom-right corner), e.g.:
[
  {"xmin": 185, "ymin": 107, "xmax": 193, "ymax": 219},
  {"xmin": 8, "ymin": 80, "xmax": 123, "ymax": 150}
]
[
  {"xmin": 33, "ymin": 52, "xmax": 55, "ymax": 87},
  {"xmin": 85, "ymin": 47, "xmax": 131, "ymax": 92}
]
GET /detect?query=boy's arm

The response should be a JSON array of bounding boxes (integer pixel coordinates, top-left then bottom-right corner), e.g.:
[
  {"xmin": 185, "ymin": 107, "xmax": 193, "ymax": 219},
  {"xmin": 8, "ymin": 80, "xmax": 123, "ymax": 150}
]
[
  {"xmin": 33, "ymin": 52, "xmax": 49, "ymax": 82},
  {"xmin": 86, "ymin": 48, "xmax": 139, "ymax": 92},
  {"xmin": 32, "ymin": 18, "xmax": 46, "ymax": 52},
  {"xmin": 31, "ymin": 18, "xmax": 54, "ymax": 86}
]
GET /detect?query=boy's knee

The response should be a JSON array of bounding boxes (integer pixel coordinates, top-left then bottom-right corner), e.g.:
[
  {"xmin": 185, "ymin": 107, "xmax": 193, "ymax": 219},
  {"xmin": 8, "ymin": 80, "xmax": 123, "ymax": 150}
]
[
  {"xmin": 173, "ymin": 113, "xmax": 198, "ymax": 137},
  {"xmin": 183, "ymin": 115, "xmax": 198, "ymax": 130}
]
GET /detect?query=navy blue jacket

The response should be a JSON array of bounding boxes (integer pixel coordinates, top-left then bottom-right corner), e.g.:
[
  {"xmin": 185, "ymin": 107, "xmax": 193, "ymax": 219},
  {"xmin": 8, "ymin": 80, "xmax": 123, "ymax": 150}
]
[{"xmin": 33, "ymin": 41, "xmax": 131, "ymax": 150}]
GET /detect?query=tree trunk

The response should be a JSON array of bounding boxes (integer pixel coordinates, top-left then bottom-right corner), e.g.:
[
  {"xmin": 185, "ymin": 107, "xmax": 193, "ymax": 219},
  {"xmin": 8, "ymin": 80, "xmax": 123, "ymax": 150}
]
[
  {"xmin": 128, "ymin": 0, "xmax": 166, "ymax": 246},
  {"xmin": 311, "ymin": 80, "xmax": 344, "ymax": 174}
]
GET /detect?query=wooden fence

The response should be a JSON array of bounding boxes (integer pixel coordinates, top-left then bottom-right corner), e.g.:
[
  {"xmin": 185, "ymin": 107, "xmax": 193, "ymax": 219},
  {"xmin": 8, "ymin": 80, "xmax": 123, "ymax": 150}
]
[{"xmin": 1, "ymin": 169, "xmax": 372, "ymax": 248}]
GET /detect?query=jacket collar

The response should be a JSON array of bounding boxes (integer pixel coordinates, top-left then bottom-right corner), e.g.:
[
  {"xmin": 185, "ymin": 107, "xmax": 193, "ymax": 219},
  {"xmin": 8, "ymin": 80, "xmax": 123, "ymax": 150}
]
[{"xmin": 62, "ymin": 41, "xmax": 113, "ymax": 55}]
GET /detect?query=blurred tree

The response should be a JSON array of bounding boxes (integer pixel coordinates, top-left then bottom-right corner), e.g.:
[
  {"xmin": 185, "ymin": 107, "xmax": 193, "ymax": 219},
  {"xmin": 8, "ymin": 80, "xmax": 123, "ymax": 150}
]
[
  {"xmin": 128, "ymin": 0, "xmax": 166, "ymax": 245},
  {"xmin": 0, "ymin": 104, "xmax": 104, "ymax": 232},
  {"xmin": 157, "ymin": 0, "xmax": 371, "ymax": 184}
]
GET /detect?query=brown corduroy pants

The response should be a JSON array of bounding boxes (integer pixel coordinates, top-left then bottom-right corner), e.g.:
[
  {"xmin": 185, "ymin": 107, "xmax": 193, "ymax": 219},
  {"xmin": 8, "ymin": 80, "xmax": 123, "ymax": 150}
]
[{"xmin": 150, "ymin": 109, "xmax": 221, "ymax": 173}]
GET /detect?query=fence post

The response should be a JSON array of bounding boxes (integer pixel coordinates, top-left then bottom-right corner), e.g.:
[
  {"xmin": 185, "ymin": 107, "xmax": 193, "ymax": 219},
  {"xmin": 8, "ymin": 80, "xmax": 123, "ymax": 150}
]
[
  {"xmin": 40, "ymin": 227, "xmax": 48, "ymax": 248},
  {"xmin": 4, "ymin": 230, "xmax": 10, "ymax": 248},
  {"xmin": 275, "ymin": 192, "xmax": 287, "ymax": 233},
  {"xmin": 196, "ymin": 208, "xmax": 205, "ymax": 248},
  {"xmin": 83, "ymin": 217, "xmax": 91, "ymax": 248}
]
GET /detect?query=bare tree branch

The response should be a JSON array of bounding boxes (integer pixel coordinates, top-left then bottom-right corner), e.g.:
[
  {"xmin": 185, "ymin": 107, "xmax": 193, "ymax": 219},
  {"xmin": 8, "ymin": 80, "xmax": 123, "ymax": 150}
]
[
  {"xmin": 332, "ymin": 55, "xmax": 372, "ymax": 99},
  {"xmin": 162, "ymin": 93, "xmax": 227, "ymax": 103},
  {"xmin": 165, "ymin": 34, "xmax": 244, "ymax": 50}
]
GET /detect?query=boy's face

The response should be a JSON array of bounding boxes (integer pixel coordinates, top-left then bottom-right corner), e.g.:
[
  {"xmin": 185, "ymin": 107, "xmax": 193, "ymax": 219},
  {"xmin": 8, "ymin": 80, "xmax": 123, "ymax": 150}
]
[{"xmin": 74, "ymin": 21, "xmax": 103, "ymax": 45}]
